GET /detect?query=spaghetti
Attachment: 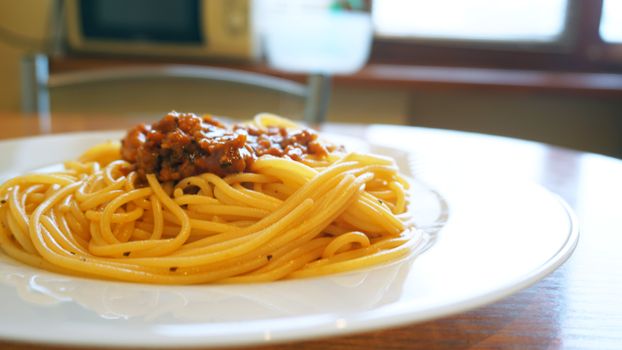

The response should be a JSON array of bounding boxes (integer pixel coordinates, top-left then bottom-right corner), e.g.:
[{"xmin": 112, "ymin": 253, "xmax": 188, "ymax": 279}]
[{"xmin": 0, "ymin": 113, "xmax": 418, "ymax": 284}]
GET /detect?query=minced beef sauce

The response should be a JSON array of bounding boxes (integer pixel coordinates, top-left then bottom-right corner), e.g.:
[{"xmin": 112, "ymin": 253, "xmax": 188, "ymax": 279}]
[{"xmin": 121, "ymin": 112, "xmax": 333, "ymax": 182}]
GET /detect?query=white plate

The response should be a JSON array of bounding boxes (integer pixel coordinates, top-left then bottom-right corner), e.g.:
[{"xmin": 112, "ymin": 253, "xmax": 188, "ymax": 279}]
[{"xmin": 0, "ymin": 131, "xmax": 578, "ymax": 348}]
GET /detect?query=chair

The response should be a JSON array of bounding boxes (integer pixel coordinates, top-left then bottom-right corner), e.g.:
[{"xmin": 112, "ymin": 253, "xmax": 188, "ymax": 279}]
[{"xmin": 20, "ymin": 54, "xmax": 331, "ymax": 124}]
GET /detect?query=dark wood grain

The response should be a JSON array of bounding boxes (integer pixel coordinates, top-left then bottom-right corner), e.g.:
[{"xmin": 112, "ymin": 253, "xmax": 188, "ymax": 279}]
[{"xmin": 1, "ymin": 112, "xmax": 621, "ymax": 350}]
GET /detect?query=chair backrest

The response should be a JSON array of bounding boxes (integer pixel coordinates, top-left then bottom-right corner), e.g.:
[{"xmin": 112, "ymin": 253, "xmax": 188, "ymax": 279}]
[{"xmin": 21, "ymin": 54, "xmax": 330, "ymax": 124}]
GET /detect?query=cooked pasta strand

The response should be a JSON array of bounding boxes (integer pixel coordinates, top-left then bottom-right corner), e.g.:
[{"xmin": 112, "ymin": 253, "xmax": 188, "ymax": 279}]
[{"xmin": 0, "ymin": 115, "xmax": 421, "ymax": 284}]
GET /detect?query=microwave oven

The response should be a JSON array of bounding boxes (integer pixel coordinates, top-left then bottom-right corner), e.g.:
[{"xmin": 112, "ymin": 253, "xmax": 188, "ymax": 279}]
[{"xmin": 65, "ymin": 0, "xmax": 259, "ymax": 60}]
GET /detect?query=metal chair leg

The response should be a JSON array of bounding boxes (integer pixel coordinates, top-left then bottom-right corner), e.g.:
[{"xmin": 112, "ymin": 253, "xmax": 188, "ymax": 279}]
[
  {"xmin": 304, "ymin": 74, "xmax": 331, "ymax": 125},
  {"xmin": 20, "ymin": 54, "xmax": 50, "ymax": 116}
]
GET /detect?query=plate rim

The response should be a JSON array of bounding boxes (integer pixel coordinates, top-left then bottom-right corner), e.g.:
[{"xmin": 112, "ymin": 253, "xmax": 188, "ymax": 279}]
[{"xmin": 0, "ymin": 130, "xmax": 579, "ymax": 348}]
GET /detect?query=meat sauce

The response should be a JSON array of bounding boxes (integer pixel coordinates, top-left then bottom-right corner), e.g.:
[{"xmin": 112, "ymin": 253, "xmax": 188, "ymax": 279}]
[{"xmin": 121, "ymin": 112, "xmax": 333, "ymax": 182}]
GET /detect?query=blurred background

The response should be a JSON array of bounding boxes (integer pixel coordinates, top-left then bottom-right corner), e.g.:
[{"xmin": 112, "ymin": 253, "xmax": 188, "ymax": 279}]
[{"xmin": 0, "ymin": 0, "xmax": 621, "ymax": 157}]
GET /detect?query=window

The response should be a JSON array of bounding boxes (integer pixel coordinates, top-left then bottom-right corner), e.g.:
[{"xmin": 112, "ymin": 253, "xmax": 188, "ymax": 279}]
[
  {"xmin": 369, "ymin": 0, "xmax": 622, "ymax": 72},
  {"xmin": 373, "ymin": 0, "xmax": 568, "ymax": 42},
  {"xmin": 600, "ymin": 0, "xmax": 622, "ymax": 43}
]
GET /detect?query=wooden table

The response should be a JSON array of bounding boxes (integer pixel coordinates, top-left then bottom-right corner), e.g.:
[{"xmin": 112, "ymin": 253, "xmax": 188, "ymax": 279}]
[{"xmin": 1, "ymin": 112, "xmax": 621, "ymax": 350}]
